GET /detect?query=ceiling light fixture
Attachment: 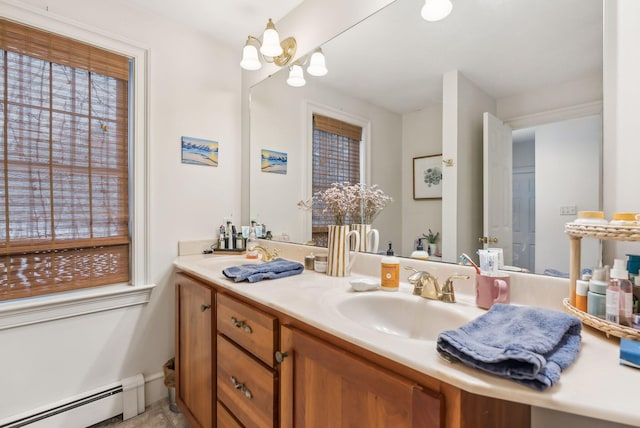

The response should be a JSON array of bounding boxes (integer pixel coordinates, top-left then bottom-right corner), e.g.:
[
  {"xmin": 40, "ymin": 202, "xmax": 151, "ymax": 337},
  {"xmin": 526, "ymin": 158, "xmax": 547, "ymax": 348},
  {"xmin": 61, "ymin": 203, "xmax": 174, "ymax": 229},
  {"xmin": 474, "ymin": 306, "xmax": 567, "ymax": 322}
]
[
  {"xmin": 240, "ymin": 18, "xmax": 297, "ymax": 71},
  {"xmin": 421, "ymin": 0, "xmax": 453, "ymax": 22}
]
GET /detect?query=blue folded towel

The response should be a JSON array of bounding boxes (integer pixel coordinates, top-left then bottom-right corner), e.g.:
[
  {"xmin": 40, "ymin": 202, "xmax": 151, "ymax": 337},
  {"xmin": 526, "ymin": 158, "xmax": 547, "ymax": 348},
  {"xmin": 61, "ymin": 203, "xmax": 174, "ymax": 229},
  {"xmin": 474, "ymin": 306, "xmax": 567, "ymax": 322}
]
[
  {"xmin": 437, "ymin": 304, "xmax": 582, "ymax": 391},
  {"xmin": 222, "ymin": 259, "xmax": 304, "ymax": 283}
]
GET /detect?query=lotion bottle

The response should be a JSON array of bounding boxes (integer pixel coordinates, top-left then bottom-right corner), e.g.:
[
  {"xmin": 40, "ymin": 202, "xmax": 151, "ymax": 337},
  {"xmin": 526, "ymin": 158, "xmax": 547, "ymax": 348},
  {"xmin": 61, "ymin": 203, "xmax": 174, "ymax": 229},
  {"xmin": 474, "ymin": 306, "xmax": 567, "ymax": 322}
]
[{"xmin": 381, "ymin": 242, "xmax": 399, "ymax": 291}]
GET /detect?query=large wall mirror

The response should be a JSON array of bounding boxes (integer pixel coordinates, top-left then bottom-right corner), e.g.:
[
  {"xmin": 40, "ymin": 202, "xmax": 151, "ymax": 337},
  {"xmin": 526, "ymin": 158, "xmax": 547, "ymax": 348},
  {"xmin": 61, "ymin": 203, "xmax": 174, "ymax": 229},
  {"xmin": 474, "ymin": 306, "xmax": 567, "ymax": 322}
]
[{"xmin": 249, "ymin": 0, "xmax": 603, "ymax": 276}]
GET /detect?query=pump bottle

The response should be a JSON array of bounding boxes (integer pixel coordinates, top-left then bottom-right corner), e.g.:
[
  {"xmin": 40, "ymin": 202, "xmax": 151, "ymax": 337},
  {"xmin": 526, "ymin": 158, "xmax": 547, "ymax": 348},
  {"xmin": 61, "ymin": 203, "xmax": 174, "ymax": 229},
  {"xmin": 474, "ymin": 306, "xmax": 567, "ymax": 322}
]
[
  {"xmin": 381, "ymin": 242, "xmax": 399, "ymax": 291},
  {"xmin": 607, "ymin": 259, "xmax": 633, "ymax": 326}
]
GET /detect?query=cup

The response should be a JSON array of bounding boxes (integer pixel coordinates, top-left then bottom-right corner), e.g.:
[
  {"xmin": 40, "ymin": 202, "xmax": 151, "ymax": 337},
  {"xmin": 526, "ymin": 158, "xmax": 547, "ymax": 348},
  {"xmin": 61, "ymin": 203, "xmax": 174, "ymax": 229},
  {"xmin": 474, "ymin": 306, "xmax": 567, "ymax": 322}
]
[{"xmin": 475, "ymin": 274, "xmax": 510, "ymax": 309}]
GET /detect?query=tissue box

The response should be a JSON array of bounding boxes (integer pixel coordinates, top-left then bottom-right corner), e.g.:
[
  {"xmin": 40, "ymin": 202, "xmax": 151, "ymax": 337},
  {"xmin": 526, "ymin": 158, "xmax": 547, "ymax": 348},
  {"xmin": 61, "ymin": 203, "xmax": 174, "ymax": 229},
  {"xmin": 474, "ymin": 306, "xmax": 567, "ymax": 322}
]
[{"xmin": 620, "ymin": 338, "xmax": 640, "ymax": 369}]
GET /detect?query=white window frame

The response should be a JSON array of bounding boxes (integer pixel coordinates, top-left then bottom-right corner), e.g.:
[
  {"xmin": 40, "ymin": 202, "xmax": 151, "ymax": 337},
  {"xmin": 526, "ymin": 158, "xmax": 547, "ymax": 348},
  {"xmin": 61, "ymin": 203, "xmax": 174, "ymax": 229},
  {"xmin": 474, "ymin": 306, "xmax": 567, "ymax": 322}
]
[
  {"xmin": 301, "ymin": 101, "xmax": 371, "ymax": 241},
  {"xmin": 0, "ymin": 0, "xmax": 153, "ymax": 330}
]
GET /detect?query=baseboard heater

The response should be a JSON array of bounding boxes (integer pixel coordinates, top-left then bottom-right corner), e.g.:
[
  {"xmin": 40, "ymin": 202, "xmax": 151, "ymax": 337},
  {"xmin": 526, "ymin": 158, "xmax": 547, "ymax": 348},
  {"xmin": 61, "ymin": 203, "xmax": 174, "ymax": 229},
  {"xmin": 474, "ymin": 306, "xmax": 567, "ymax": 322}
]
[{"xmin": 0, "ymin": 374, "xmax": 145, "ymax": 428}]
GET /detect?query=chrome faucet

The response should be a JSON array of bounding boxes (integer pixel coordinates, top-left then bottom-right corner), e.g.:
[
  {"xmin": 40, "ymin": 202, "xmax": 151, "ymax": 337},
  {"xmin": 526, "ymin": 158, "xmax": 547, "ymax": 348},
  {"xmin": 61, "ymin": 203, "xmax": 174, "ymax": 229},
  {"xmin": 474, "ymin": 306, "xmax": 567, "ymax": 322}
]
[
  {"xmin": 252, "ymin": 245, "xmax": 279, "ymax": 262},
  {"xmin": 405, "ymin": 267, "xmax": 469, "ymax": 303}
]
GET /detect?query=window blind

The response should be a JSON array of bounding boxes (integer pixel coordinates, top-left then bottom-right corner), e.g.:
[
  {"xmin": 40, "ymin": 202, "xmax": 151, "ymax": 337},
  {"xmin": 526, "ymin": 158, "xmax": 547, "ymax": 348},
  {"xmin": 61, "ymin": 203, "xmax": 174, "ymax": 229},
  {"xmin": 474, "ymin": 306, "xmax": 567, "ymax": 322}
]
[
  {"xmin": 0, "ymin": 19, "xmax": 130, "ymax": 301},
  {"xmin": 311, "ymin": 114, "xmax": 362, "ymax": 246}
]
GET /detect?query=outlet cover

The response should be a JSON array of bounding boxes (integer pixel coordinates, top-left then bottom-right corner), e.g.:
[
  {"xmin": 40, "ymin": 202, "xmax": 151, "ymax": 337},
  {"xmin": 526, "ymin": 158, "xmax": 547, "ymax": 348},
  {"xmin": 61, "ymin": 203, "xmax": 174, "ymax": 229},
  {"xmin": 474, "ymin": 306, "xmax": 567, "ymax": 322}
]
[{"xmin": 560, "ymin": 205, "xmax": 577, "ymax": 216}]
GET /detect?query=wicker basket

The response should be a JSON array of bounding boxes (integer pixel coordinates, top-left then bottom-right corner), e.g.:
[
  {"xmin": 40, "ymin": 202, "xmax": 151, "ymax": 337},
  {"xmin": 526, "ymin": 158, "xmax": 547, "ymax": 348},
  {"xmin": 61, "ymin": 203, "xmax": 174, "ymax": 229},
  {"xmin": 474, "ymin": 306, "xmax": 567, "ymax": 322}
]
[
  {"xmin": 563, "ymin": 298, "xmax": 640, "ymax": 340},
  {"xmin": 564, "ymin": 223, "xmax": 640, "ymax": 241}
]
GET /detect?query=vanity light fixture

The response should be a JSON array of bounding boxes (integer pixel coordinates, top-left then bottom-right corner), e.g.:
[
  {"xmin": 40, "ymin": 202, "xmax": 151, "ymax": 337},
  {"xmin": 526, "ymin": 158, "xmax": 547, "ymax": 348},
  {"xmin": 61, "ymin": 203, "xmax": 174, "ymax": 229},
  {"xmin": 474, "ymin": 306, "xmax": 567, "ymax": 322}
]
[
  {"xmin": 240, "ymin": 18, "xmax": 298, "ymax": 71},
  {"xmin": 421, "ymin": 0, "xmax": 453, "ymax": 22},
  {"xmin": 286, "ymin": 64, "xmax": 306, "ymax": 87},
  {"xmin": 285, "ymin": 48, "xmax": 328, "ymax": 87}
]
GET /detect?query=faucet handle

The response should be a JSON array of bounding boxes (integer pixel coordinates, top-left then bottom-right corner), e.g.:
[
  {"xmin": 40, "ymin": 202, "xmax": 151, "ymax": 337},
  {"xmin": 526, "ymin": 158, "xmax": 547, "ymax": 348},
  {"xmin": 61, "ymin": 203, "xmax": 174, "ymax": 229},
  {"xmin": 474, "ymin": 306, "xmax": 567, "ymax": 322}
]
[{"xmin": 440, "ymin": 274, "xmax": 470, "ymax": 303}]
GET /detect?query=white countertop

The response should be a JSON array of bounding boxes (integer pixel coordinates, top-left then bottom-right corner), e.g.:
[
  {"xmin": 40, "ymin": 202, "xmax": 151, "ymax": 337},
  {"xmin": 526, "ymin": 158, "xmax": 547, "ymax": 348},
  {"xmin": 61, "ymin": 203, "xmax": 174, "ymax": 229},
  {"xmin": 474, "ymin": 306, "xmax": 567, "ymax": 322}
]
[{"xmin": 174, "ymin": 251, "xmax": 640, "ymax": 427}]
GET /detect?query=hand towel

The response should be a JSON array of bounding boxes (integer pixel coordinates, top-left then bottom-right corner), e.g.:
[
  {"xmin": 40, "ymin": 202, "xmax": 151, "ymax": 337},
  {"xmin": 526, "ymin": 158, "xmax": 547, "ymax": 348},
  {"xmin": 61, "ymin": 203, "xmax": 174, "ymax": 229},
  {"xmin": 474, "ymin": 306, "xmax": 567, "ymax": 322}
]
[
  {"xmin": 223, "ymin": 259, "xmax": 304, "ymax": 283},
  {"xmin": 436, "ymin": 304, "xmax": 582, "ymax": 391}
]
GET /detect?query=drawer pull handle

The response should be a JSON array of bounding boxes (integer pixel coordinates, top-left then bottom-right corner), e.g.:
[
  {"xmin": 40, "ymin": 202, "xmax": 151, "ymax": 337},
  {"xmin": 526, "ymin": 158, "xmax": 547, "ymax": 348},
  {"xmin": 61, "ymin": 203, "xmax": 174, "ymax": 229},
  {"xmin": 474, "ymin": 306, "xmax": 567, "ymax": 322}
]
[
  {"xmin": 200, "ymin": 304, "xmax": 211, "ymax": 312},
  {"xmin": 275, "ymin": 351, "xmax": 289, "ymax": 364},
  {"xmin": 230, "ymin": 316, "xmax": 253, "ymax": 334},
  {"xmin": 230, "ymin": 376, "xmax": 253, "ymax": 399}
]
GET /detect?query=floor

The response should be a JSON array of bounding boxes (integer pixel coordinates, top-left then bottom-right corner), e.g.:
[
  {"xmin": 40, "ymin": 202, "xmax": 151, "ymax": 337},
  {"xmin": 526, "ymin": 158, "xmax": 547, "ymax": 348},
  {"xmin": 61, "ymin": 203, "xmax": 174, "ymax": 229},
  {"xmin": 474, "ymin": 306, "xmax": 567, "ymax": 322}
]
[{"xmin": 89, "ymin": 398, "xmax": 189, "ymax": 428}]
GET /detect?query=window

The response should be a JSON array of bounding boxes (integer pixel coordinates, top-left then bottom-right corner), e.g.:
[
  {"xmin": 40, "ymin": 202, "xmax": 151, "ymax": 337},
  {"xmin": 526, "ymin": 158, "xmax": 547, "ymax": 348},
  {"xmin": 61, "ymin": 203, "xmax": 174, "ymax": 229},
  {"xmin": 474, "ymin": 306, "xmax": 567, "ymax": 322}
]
[
  {"xmin": 311, "ymin": 114, "xmax": 362, "ymax": 246},
  {"xmin": 0, "ymin": 19, "xmax": 131, "ymax": 301}
]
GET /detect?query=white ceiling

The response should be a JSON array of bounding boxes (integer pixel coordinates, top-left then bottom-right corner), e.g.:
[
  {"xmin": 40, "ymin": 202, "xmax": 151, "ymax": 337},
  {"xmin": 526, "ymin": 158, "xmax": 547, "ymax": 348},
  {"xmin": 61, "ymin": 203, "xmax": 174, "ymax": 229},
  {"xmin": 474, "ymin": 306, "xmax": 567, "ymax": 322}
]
[
  {"xmin": 318, "ymin": 0, "xmax": 603, "ymax": 113},
  {"xmin": 127, "ymin": 0, "xmax": 602, "ymax": 114}
]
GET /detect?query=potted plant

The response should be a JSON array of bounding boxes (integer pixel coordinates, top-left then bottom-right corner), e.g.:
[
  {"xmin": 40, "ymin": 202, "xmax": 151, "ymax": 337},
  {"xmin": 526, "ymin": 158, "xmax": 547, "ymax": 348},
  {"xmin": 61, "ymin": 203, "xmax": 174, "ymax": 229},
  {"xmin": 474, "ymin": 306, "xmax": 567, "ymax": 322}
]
[{"xmin": 423, "ymin": 229, "xmax": 439, "ymax": 256}]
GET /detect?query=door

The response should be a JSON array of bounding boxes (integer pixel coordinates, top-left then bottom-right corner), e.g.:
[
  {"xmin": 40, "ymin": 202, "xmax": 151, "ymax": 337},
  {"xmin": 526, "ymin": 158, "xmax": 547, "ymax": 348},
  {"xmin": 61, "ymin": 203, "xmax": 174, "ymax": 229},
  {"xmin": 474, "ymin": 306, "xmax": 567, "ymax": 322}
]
[
  {"xmin": 482, "ymin": 112, "xmax": 513, "ymax": 265},
  {"xmin": 512, "ymin": 169, "xmax": 535, "ymax": 271},
  {"xmin": 279, "ymin": 326, "xmax": 442, "ymax": 427}
]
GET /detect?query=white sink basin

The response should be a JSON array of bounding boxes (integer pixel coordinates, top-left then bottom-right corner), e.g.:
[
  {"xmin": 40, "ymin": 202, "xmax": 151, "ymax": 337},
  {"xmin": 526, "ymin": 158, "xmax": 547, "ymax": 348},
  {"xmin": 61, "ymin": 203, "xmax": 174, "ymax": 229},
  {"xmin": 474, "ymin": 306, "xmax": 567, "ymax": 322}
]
[{"xmin": 334, "ymin": 292, "xmax": 476, "ymax": 341}]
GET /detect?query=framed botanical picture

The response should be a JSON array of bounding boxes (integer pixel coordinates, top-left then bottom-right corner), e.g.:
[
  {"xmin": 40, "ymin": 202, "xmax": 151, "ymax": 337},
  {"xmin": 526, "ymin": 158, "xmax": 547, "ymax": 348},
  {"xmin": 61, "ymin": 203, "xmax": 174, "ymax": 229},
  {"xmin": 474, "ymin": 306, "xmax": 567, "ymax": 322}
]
[{"xmin": 413, "ymin": 154, "xmax": 443, "ymax": 200}]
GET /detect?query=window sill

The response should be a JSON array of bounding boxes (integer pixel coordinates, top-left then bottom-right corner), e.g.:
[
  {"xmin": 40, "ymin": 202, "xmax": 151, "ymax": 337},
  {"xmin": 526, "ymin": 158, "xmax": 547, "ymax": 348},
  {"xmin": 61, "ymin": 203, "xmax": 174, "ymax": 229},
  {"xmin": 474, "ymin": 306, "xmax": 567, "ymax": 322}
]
[{"xmin": 0, "ymin": 283, "xmax": 156, "ymax": 330}]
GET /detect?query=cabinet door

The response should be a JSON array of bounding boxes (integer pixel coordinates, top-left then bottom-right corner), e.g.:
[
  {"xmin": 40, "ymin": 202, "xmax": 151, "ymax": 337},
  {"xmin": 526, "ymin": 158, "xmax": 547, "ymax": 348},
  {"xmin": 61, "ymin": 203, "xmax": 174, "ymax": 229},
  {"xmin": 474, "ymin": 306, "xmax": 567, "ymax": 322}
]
[
  {"xmin": 280, "ymin": 326, "xmax": 443, "ymax": 428},
  {"xmin": 175, "ymin": 274, "xmax": 214, "ymax": 428}
]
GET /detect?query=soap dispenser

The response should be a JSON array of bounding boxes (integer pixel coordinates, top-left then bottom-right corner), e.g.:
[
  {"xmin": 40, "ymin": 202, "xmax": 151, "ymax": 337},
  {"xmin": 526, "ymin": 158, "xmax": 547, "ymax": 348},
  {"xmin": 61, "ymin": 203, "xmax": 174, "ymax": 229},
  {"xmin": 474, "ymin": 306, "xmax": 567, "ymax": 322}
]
[
  {"xmin": 410, "ymin": 238, "xmax": 429, "ymax": 260},
  {"xmin": 381, "ymin": 242, "xmax": 400, "ymax": 291}
]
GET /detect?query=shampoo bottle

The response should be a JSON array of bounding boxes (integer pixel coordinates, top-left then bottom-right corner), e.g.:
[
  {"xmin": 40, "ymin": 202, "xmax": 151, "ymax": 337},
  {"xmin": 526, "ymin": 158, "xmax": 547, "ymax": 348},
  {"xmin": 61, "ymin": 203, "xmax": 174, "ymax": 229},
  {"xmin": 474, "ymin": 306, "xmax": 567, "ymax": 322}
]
[{"xmin": 381, "ymin": 242, "xmax": 399, "ymax": 291}]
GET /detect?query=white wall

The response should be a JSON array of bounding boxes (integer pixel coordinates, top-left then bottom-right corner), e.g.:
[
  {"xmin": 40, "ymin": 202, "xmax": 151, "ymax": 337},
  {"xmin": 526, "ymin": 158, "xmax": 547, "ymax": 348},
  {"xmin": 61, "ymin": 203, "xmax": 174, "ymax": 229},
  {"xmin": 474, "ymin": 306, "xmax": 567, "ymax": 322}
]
[
  {"xmin": 401, "ymin": 106, "xmax": 442, "ymax": 257},
  {"xmin": 0, "ymin": 0, "xmax": 240, "ymax": 419},
  {"xmin": 603, "ymin": 0, "xmax": 640, "ymax": 261},
  {"xmin": 534, "ymin": 115, "xmax": 601, "ymax": 274},
  {"xmin": 442, "ymin": 70, "xmax": 496, "ymax": 263},
  {"xmin": 250, "ymin": 68, "xmax": 402, "ymax": 248}
]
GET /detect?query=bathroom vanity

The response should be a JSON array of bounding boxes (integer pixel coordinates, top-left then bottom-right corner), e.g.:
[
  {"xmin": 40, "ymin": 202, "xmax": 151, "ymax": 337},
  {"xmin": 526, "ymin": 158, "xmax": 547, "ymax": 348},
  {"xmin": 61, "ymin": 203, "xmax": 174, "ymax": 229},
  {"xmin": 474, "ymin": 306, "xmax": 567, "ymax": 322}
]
[
  {"xmin": 174, "ymin": 270, "xmax": 528, "ymax": 428},
  {"xmin": 174, "ymin": 247, "xmax": 640, "ymax": 428}
]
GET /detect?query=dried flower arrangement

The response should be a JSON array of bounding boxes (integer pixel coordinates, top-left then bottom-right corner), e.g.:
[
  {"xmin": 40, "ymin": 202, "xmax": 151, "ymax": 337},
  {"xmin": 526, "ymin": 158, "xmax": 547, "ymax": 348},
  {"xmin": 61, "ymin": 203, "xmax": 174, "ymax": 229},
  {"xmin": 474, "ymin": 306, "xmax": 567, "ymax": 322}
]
[
  {"xmin": 350, "ymin": 184, "xmax": 393, "ymax": 224},
  {"xmin": 297, "ymin": 182, "xmax": 392, "ymax": 226}
]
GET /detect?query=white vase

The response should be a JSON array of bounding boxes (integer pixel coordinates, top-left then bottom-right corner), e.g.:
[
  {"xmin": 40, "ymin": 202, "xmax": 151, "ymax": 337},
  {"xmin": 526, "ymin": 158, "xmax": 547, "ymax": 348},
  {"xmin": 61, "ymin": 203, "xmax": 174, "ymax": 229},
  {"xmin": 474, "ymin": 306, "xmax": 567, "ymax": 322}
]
[
  {"xmin": 327, "ymin": 225, "xmax": 360, "ymax": 277},
  {"xmin": 428, "ymin": 243, "xmax": 438, "ymax": 256},
  {"xmin": 350, "ymin": 224, "xmax": 379, "ymax": 253}
]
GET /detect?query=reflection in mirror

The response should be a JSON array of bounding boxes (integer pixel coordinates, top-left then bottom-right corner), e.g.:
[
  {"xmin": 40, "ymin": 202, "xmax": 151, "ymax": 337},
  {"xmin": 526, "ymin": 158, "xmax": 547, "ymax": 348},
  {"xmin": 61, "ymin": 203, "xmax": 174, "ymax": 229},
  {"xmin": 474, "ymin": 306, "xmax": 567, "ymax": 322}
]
[{"xmin": 249, "ymin": 0, "xmax": 603, "ymax": 276}]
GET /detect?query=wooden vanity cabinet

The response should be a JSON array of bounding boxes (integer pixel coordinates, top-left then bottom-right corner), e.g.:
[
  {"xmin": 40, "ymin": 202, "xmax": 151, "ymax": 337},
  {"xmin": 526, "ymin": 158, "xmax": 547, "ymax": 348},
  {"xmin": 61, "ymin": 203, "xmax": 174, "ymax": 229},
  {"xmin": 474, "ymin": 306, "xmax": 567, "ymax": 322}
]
[
  {"xmin": 174, "ymin": 271, "xmax": 530, "ymax": 428},
  {"xmin": 280, "ymin": 326, "xmax": 442, "ymax": 427},
  {"xmin": 175, "ymin": 273, "xmax": 215, "ymax": 428}
]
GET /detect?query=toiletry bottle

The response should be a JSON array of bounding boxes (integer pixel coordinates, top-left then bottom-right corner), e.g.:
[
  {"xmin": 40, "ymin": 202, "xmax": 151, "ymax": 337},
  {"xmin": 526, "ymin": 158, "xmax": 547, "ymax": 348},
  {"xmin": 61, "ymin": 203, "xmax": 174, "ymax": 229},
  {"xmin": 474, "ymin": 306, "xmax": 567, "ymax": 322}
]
[
  {"xmin": 246, "ymin": 221, "xmax": 258, "ymax": 259},
  {"xmin": 226, "ymin": 221, "xmax": 234, "ymax": 250},
  {"xmin": 381, "ymin": 242, "xmax": 399, "ymax": 291},
  {"xmin": 410, "ymin": 238, "xmax": 429, "ymax": 260},
  {"xmin": 608, "ymin": 259, "xmax": 633, "ymax": 326},
  {"xmin": 218, "ymin": 225, "xmax": 226, "ymax": 250},
  {"xmin": 576, "ymin": 274, "xmax": 590, "ymax": 312},
  {"xmin": 588, "ymin": 268, "xmax": 607, "ymax": 319}
]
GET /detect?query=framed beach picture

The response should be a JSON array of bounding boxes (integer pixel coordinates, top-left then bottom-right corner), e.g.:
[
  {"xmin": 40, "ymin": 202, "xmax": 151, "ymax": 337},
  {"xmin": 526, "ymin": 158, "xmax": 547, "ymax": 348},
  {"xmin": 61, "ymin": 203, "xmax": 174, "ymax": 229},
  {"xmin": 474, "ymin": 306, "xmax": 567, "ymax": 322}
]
[
  {"xmin": 261, "ymin": 149, "xmax": 287, "ymax": 174},
  {"xmin": 181, "ymin": 136, "xmax": 218, "ymax": 167},
  {"xmin": 413, "ymin": 154, "xmax": 443, "ymax": 200}
]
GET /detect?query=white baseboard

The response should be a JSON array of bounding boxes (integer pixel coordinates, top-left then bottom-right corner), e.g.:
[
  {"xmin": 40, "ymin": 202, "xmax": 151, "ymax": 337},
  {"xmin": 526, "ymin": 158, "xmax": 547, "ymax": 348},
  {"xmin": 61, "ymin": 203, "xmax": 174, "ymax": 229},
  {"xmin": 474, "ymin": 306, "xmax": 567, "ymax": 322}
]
[{"xmin": 144, "ymin": 371, "xmax": 169, "ymax": 406}]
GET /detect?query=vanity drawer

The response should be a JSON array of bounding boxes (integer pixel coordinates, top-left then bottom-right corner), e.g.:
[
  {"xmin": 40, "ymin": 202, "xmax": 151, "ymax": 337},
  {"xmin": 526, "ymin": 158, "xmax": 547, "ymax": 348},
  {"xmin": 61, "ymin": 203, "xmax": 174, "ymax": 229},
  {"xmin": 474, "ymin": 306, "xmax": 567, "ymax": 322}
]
[
  {"xmin": 217, "ymin": 401, "xmax": 243, "ymax": 428},
  {"xmin": 217, "ymin": 293, "xmax": 277, "ymax": 366},
  {"xmin": 217, "ymin": 335, "xmax": 276, "ymax": 428}
]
